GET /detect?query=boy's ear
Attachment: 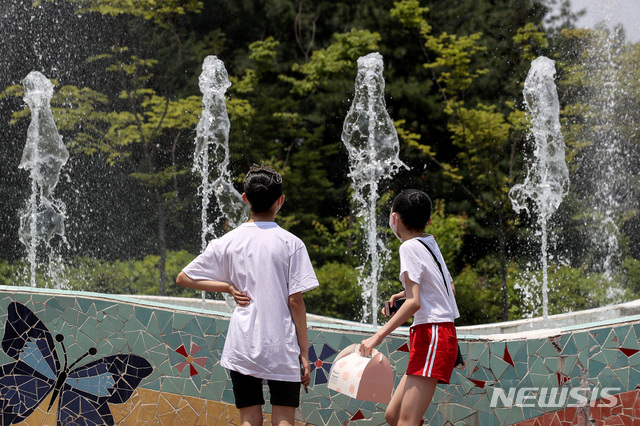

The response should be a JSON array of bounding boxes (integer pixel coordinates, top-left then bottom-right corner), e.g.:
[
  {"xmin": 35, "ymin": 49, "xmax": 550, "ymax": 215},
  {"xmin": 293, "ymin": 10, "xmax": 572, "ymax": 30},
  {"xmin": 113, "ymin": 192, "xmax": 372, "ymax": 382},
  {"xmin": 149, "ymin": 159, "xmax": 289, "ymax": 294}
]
[
  {"xmin": 242, "ymin": 193, "xmax": 249, "ymax": 204},
  {"xmin": 426, "ymin": 218, "xmax": 432, "ymax": 227}
]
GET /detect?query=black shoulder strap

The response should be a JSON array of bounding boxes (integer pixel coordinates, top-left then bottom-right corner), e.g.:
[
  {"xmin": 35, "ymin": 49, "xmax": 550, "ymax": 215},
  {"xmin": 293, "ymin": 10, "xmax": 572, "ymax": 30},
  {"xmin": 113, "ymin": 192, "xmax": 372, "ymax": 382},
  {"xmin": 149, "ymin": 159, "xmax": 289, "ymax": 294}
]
[{"xmin": 416, "ymin": 238, "xmax": 449, "ymax": 296}]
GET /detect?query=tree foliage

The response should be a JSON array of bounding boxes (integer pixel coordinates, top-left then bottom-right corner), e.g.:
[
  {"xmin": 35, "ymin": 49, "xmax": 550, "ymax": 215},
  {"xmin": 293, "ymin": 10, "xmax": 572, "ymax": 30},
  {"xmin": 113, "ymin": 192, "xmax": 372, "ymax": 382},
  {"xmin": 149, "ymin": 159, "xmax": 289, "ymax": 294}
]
[{"xmin": 1, "ymin": 0, "xmax": 639, "ymax": 324}]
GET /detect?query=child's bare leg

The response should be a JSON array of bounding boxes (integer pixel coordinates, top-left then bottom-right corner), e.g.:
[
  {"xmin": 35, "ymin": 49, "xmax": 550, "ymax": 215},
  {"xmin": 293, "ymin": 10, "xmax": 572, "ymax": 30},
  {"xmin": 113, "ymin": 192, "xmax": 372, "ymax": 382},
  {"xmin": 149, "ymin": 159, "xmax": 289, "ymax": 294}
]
[
  {"xmin": 385, "ymin": 374, "xmax": 438, "ymax": 426},
  {"xmin": 270, "ymin": 405, "xmax": 295, "ymax": 426},
  {"xmin": 239, "ymin": 405, "xmax": 263, "ymax": 426},
  {"xmin": 385, "ymin": 374, "xmax": 407, "ymax": 426}
]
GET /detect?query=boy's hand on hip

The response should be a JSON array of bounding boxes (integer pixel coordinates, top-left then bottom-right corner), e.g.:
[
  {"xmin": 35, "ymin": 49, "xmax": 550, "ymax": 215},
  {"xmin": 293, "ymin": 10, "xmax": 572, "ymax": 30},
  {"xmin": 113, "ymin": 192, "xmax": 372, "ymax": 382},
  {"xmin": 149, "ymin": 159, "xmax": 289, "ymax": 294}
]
[{"xmin": 229, "ymin": 284, "xmax": 250, "ymax": 307}]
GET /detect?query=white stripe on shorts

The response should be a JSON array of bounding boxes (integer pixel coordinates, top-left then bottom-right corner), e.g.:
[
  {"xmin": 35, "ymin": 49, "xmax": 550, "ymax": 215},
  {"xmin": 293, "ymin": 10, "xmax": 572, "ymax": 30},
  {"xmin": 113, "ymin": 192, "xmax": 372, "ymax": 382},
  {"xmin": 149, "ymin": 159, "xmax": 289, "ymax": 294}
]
[{"xmin": 422, "ymin": 324, "xmax": 439, "ymax": 377}]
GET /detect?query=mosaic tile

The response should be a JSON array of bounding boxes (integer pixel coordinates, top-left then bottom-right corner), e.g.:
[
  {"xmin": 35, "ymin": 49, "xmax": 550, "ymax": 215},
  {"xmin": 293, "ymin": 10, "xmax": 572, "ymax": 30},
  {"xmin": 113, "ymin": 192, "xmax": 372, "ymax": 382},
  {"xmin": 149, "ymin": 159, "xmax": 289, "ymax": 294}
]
[
  {"xmin": 561, "ymin": 354, "xmax": 577, "ymax": 376},
  {"xmin": 469, "ymin": 341, "xmax": 485, "ymax": 361},
  {"xmin": 614, "ymin": 351, "xmax": 630, "ymax": 369},
  {"xmin": 369, "ymin": 411, "xmax": 387, "ymax": 425},
  {"xmin": 532, "ymin": 372, "xmax": 556, "ymax": 390},
  {"xmin": 529, "ymin": 356, "xmax": 550, "ymax": 375},
  {"xmin": 504, "ymin": 405, "xmax": 526, "ymax": 424},
  {"xmin": 560, "ymin": 335, "xmax": 577, "ymax": 356},
  {"xmin": 118, "ymin": 303, "xmax": 133, "ymax": 320},
  {"xmin": 440, "ymin": 402, "xmax": 477, "ymax": 423},
  {"xmin": 333, "ymin": 409, "xmax": 352, "ymax": 424},
  {"xmin": 99, "ymin": 302, "xmax": 119, "ymax": 319},
  {"xmin": 591, "ymin": 329, "xmax": 609, "ymax": 346},
  {"xmin": 427, "ymin": 408, "xmax": 445, "ymax": 426},
  {"xmin": 457, "ymin": 372, "xmax": 476, "ymax": 395},
  {"xmin": 515, "ymin": 360, "xmax": 530, "ymax": 379},
  {"xmin": 490, "ymin": 354, "xmax": 512, "ymax": 380},
  {"xmin": 622, "ymin": 329, "xmax": 640, "ymax": 351},
  {"xmin": 451, "ymin": 387, "xmax": 473, "ymax": 405},
  {"xmin": 615, "ymin": 365, "xmax": 630, "ymax": 389},
  {"xmin": 543, "ymin": 356, "xmax": 559, "ymax": 373},
  {"xmin": 490, "ymin": 341, "xmax": 505, "ymax": 357},
  {"xmin": 306, "ymin": 408, "xmax": 325, "ymax": 425},
  {"xmin": 477, "ymin": 347, "xmax": 490, "ymax": 369},
  {"xmin": 4, "ymin": 288, "xmax": 640, "ymax": 425},
  {"xmin": 597, "ymin": 369, "xmax": 625, "ymax": 390},
  {"xmin": 527, "ymin": 338, "xmax": 544, "ymax": 356},
  {"xmin": 493, "ymin": 405, "xmax": 512, "ymax": 424},
  {"xmin": 604, "ymin": 329, "xmax": 621, "ymax": 349},
  {"xmin": 536, "ymin": 340, "xmax": 561, "ymax": 358},
  {"xmin": 614, "ymin": 324, "xmax": 631, "ymax": 341},
  {"xmin": 573, "ymin": 331, "xmax": 589, "ymax": 351},
  {"xmin": 505, "ymin": 340, "xmax": 527, "ymax": 361}
]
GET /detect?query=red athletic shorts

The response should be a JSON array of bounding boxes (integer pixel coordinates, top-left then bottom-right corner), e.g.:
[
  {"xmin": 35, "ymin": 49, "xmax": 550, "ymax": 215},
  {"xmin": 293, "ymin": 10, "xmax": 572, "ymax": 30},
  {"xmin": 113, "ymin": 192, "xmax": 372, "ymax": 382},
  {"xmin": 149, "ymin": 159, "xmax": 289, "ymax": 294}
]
[{"xmin": 406, "ymin": 322, "xmax": 457, "ymax": 384}]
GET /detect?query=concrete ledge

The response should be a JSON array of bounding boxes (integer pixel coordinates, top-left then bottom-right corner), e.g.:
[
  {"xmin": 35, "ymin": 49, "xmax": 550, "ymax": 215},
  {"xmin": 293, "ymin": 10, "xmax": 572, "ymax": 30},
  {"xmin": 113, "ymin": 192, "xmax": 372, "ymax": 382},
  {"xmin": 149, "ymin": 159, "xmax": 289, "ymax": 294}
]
[{"xmin": 457, "ymin": 298, "xmax": 640, "ymax": 337}]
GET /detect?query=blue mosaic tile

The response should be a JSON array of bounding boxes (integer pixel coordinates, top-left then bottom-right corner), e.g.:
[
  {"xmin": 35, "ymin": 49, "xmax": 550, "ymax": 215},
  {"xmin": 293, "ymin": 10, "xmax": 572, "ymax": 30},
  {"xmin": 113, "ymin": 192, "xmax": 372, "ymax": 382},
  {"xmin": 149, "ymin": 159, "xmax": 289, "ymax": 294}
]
[
  {"xmin": 573, "ymin": 330, "xmax": 588, "ymax": 350},
  {"xmin": 318, "ymin": 408, "xmax": 333, "ymax": 425},
  {"xmin": 334, "ymin": 409, "xmax": 351, "ymax": 424},
  {"xmin": 3, "ymin": 287, "xmax": 640, "ymax": 425},
  {"xmin": 542, "ymin": 356, "xmax": 558, "ymax": 373},
  {"xmin": 614, "ymin": 351, "xmax": 630, "ymax": 369},
  {"xmin": 221, "ymin": 388, "xmax": 235, "ymax": 404},
  {"xmin": 490, "ymin": 354, "xmax": 511, "ymax": 380},
  {"xmin": 472, "ymin": 393, "xmax": 492, "ymax": 414},
  {"xmin": 562, "ymin": 335, "xmax": 578, "ymax": 355},
  {"xmin": 591, "ymin": 329, "xmax": 609, "ymax": 346},
  {"xmin": 492, "ymin": 405, "xmax": 512, "ymax": 424},
  {"xmin": 527, "ymin": 338, "xmax": 544, "ymax": 355},
  {"xmin": 562, "ymin": 354, "xmax": 578, "ymax": 375},
  {"xmin": 507, "ymin": 340, "xmax": 526, "ymax": 359},
  {"xmin": 614, "ymin": 324, "xmax": 630, "ymax": 341},
  {"xmin": 441, "ymin": 402, "xmax": 477, "ymax": 423},
  {"xmin": 588, "ymin": 358, "xmax": 608, "ymax": 379},
  {"xmin": 503, "ymin": 405, "xmax": 525, "ymax": 424},
  {"xmin": 536, "ymin": 340, "xmax": 561, "ymax": 358},
  {"xmin": 477, "ymin": 347, "xmax": 490, "ymax": 369},
  {"xmin": 614, "ymin": 365, "xmax": 630, "ymax": 389},
  {"xmin": 118, "ymin": 303, "xmax": 133, "ymax": 320},
  {"xmin": 427, "ymin": 408, "xmax": 445, "ymax": 426}
]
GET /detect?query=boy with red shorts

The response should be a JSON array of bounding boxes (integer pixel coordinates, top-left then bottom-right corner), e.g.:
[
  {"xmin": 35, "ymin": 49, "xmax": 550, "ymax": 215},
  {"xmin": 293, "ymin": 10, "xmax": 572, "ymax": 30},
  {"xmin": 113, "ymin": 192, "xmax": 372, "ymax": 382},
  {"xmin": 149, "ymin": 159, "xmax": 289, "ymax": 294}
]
[{"xmin": 360, "ymin": 189, "xmax": 459, "ymax": 426}]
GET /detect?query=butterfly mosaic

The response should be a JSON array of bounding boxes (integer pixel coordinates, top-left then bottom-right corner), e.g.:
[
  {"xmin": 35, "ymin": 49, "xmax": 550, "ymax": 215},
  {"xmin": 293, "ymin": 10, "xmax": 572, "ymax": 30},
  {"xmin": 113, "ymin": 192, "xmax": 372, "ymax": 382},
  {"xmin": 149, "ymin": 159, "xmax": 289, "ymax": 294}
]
[{"xmin": 0, "ymin": 301, "xmax": 153, "ymax": 425}]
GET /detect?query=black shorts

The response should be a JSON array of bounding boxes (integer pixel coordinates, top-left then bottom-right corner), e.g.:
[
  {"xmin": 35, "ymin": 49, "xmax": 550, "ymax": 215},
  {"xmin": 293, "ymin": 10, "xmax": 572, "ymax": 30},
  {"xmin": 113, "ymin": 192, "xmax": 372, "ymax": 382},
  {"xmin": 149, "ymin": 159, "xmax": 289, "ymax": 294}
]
[{"xmin": 229, "ymin": 370, "xmax": 301, "ymax": 409}]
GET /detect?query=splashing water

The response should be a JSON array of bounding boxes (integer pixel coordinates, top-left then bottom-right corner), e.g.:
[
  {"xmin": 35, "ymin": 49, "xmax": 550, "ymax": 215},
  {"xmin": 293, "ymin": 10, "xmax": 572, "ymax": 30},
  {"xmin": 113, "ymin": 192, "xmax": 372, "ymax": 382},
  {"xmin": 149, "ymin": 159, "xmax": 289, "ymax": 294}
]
[
  {"xmin": 342, "ymin": 52, "xmax": 408, "ymax": 325},
  {"xmin": 193, "ymin": 55, "xmax": 248, "ymax": 307},
  {"xmin": 18, "ymin": 71, "xmax": 69, "ymax": 288},
  {"xmin": 509, "ymin": 56, "xmax": 569, "ymax": 319},
  {"xmin": 576, "ymin": 30, "xmax": 637, "ymax": 288}
]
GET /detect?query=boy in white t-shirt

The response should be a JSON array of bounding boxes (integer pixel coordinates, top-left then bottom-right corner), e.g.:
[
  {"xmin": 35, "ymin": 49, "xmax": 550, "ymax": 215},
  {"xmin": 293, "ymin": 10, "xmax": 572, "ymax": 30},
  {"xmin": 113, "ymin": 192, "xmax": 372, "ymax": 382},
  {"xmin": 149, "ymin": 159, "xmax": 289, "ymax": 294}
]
[
  {"xmin": 177, "ymin": 164, "xmax": 319, "ymax": 426},
  {"xmin": 360, "ymin": 189, "xmax": 460, "ymax": 426}
]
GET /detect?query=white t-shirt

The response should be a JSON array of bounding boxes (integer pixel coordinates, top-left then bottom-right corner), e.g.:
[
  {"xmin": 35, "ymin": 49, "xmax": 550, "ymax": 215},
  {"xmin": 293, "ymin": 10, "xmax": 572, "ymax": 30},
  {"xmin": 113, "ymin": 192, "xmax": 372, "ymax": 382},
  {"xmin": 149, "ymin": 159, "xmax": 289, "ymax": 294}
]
[
  {"xmin": 399, "ymin": 235, "xmax": 460, "ymax": 324},
  {"xmin": 182, "ymin": 221, "xmax": 319, "ymax": 381}
]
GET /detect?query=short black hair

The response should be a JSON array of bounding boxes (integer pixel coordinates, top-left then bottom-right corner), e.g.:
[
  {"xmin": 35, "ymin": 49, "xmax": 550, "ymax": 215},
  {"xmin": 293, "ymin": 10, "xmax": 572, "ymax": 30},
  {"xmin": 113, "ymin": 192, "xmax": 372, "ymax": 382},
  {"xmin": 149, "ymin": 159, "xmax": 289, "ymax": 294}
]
[
  {"xmin": 391, "ymin": 189, "xmax": 432, "ymax": 231},
  {"xmin": 243, "ymin": 163, "xmax": 283, "ymax": 213}
]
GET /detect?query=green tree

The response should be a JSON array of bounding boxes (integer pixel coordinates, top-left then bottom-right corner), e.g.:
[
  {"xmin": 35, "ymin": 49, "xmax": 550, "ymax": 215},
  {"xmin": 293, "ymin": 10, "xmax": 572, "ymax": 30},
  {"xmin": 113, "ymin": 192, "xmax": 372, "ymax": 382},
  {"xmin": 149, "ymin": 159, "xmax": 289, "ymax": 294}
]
[
  {"xmin": 389, "ymin": 0, "xmax": 541, "ymax": 320},
  {"xmin": 2, "ymin": 2, "xmax": 205, "ymax": 295}
]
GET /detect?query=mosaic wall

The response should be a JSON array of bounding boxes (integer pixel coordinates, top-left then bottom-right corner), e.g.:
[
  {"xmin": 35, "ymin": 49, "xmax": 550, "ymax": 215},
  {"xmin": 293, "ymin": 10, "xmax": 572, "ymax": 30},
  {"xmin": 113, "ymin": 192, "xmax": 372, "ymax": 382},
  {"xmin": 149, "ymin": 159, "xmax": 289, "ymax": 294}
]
[{"xmin": 1, "ymin": 286, "xmax": 639, "ymax": 425}]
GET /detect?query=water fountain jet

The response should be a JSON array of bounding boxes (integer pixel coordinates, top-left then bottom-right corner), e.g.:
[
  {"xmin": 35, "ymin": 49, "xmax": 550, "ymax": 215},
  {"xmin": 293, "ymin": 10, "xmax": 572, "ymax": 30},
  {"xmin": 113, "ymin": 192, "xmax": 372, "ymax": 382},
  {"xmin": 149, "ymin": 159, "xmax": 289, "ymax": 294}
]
[
  {"xmin": 193, "ymin": 55, "xmax": 248, "ymax": 308},
  {"xmin": 509, "ymin": 56, "xmax": 570, "ymax": 320},
  {"xmin": 342, "ymin": 52, "xmax": 407, "ymax": 325},
  {"xmin": 18, "ymin": 70, "xmax": 69, "ymax": 288}
]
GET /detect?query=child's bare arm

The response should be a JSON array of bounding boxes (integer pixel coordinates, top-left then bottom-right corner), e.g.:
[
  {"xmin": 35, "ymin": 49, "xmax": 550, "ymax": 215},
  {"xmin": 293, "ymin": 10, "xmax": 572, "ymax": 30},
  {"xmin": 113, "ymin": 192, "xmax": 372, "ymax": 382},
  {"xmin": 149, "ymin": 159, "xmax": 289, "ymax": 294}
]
[
  {"xmin": 289, "ymin": 291, "xmax": 311, "ymax": 387},
  {"xmin": 176, "ymin": 271, "xmax": 250, "ymax": 306},
  {"xmin": 360, "ymin": 274, "xmax": 420, "ymax": 356}
]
